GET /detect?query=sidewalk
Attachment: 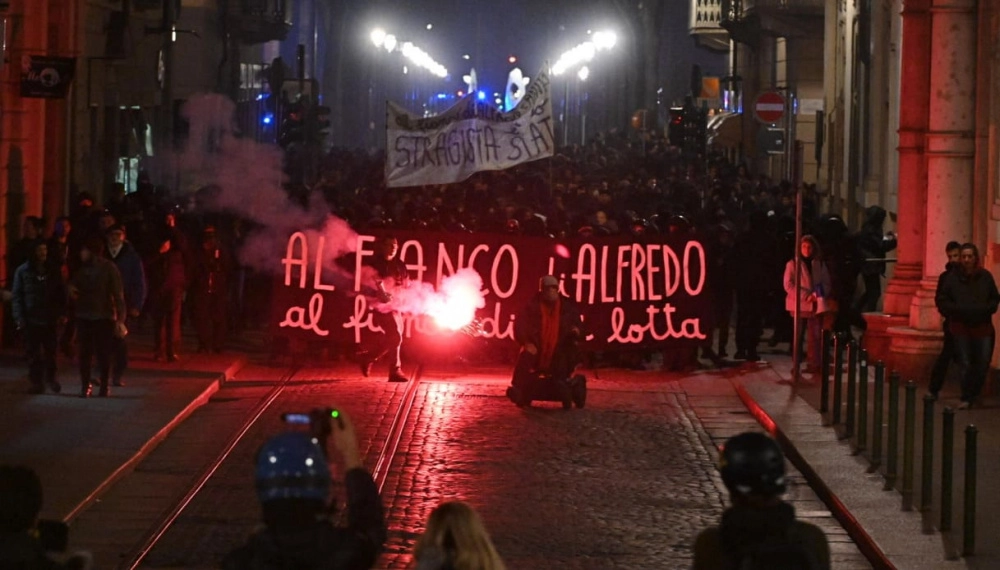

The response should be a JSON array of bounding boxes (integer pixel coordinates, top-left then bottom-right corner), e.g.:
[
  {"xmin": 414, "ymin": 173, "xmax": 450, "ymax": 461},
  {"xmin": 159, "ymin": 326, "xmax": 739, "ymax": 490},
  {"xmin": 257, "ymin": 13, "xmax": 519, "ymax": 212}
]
[
  {"xmin": 734, "ymin": 348, "xmax": 995, "ymax": 569},
  {"xmin": 0, "ymin": 329, "xmax": 248, "ymax": 523}
]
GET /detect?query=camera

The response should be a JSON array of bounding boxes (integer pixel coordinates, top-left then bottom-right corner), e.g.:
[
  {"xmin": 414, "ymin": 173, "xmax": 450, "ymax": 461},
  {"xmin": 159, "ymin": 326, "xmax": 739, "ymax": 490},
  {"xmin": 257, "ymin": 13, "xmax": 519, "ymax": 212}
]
[{"xmin": 281, "ymin": 408, "xmax": 344, "ymax": 449}]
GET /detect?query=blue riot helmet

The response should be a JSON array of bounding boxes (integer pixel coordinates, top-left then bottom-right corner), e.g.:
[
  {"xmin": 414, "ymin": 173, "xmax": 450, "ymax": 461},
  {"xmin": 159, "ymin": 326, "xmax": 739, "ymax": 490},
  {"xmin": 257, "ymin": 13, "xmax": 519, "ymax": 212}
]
[{"xmin": 254, "ymin": 432, "xmax": 331, "ymax": 504}]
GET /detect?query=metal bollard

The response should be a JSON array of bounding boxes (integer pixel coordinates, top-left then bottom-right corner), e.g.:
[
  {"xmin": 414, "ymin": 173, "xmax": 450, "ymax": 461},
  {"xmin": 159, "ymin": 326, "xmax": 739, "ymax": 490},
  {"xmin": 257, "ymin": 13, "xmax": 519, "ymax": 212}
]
[
  {"xmin": 885, "ymin": 371, "xmax": 900, "ymax": 490},
  {"xmin": 870, "ymin": 361, "xmax": 885, "ymax": 471},
  {"xmin": 902, "ymin": 381, "xmax": 916, "ymax": 510},
  {"xmin": 845, "ymin": 339, "xmax": 858, "ymax": 439},
  {"xmin": 820, "ymin": 329, "xmax": 831, "ymax": 414},
  {"xmin": 941, "ymin": 408, "xmax": 955, "ymax": 532},
  {"xmin": 963, "ymin": 425, "xmax": 978, "ymax": 557},
  {"xmin": 833, "ymin": 334, "xmax": 844, "ymax": 425},
  {"xmin": 921, "ymin": 394, "xmax": 934, "ymax": 513},
  {"xmin": 857, "ymin": 349, "xmax": 869, "ymax": 454}
]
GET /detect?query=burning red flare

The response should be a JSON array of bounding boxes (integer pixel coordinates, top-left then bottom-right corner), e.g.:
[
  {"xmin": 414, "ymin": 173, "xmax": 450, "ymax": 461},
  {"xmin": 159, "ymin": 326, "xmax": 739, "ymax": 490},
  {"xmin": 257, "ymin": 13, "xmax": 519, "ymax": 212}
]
[{"xmin": 382, "ymin": 268, "xmax": 486, "ymax": 331}]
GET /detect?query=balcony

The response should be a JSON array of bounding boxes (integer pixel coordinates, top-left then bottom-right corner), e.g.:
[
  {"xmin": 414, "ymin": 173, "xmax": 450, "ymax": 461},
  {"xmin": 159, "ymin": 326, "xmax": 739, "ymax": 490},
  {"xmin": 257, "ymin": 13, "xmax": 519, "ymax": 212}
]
[
  {"xmin": 689, "ymin": 0, "xmax": 730, "ymax": 52},
  {"xmin": 234, "ymin": 0, "xmax": 291, "ymax": 44},
  {"xmin": 721, "ymin": 0, "xmax": 824, "ymax": 43}
]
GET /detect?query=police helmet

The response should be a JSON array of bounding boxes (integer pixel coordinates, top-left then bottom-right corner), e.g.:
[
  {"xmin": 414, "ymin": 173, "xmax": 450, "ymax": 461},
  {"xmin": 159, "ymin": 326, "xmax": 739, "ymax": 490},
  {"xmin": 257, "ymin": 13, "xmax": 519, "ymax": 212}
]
[
  {"xmin": 254, "ymin": 432, "xmax": 331, "ymax": 503},
  {"xmin": 719, "ymin": 432, "xmax": 786, "ymax": 497}
]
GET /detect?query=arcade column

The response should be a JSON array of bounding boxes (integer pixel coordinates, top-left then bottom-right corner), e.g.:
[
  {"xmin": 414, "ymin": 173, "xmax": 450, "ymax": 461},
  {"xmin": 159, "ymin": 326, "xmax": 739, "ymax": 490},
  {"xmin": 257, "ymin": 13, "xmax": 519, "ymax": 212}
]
[
  {"xmin": 880, "ymin": 0, "xmax": 931, "ymax": 318},
  {"xmin": 888, "ymin": 0, "xmax": 978, "ymax": 382},
  {"xmin": 865, "ymin": 0, "xmax": 931, "ymax": 363}
]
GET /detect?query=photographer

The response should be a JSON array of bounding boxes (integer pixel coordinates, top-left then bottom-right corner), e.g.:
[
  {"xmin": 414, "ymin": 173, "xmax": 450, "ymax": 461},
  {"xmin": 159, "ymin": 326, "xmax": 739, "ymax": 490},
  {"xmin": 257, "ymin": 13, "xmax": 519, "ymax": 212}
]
[
  {"xmin": 692, "ymin": 432, "xmax": 829, "ymax": 570},
  {"xmin": 0, "ymin": 465, "xmax": 92, "ymax": 569},
  {"xmin": 222, "ymin": 409, "xmax": 386, "ymax": 570}
]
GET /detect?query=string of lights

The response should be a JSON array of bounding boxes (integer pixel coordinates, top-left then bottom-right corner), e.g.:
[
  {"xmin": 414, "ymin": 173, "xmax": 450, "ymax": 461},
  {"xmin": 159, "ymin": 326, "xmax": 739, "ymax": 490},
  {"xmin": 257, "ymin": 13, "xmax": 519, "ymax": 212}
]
[{"xmin": 370, "ymin": 27, "xmax": 448, "ymax": 78}]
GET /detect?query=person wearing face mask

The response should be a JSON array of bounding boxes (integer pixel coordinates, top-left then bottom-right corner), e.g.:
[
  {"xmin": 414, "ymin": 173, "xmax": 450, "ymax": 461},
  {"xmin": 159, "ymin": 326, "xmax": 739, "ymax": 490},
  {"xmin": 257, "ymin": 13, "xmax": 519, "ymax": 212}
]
[
  {"xmin": 934, "ymin": 243, "xmax": 1000, "ymax": 409},
  {"xmin": 783, "ymin": 236, "xmax": 833, "ymax": 374},
  {"xmin": 505, "ymin": 275, "xmax": 587, "ymax": 409}
]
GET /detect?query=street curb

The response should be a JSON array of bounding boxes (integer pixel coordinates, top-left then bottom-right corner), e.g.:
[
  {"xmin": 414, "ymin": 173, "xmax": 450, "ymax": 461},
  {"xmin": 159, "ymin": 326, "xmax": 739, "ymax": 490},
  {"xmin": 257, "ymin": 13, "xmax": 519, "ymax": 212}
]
[
  {"xmin": 732, "ymin": 379, "xmax": 897, "ymax": 570},
  {"xmin": 62, "ymin": 355, "xmax": 247, "ymax": 523}
]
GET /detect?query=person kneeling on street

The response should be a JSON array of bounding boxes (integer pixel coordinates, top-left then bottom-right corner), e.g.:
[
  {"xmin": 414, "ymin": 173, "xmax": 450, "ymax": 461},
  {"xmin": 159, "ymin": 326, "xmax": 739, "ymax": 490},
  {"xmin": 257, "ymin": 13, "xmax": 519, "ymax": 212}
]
[
  {"xmin": 223, "ymin": 410, "xmax": 387, "ymax": 570},
  {"xmin": 692, "ymin": 431, "xmax": 830, "ymax": 570},
  {"xmin": 506, "ymin": 275, "xmax": 586, "ymax": 409}
]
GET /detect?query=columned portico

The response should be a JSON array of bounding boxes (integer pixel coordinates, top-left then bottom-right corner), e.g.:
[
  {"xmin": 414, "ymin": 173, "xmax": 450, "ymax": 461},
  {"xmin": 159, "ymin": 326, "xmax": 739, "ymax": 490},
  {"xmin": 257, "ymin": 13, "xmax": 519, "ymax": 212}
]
[{"xmin": 885, "ymin": 0, "xmax": 978, "ymax": 382}]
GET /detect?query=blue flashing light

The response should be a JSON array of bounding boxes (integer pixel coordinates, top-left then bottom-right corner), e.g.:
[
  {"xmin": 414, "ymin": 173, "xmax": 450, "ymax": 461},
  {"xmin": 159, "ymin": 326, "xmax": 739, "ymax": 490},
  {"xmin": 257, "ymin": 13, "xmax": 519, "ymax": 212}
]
[
  {"xmin": 262, "ymin": 113, "xmax": 274, "ymax": 125},
  {"xmin": 436, "ymin": 93, "xmax": 448, "ymax": 100},
  {"xmin": 477, "ymin": 90, "xmax": 486, "ymax": 101},
  {"xmin": 256, "ymin": 93, "xmax": 270, "ymax": 101}
]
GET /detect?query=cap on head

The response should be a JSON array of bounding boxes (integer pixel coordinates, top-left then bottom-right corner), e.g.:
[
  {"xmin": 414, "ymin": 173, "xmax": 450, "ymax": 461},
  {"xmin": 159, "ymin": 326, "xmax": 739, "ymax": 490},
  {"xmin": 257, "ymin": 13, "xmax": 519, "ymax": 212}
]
[
  {"xmin": 254, "ymin": 432, "xmax": 331, "ymax": 504},
  {"xmin": 719, "ymin": 432, "xmax": 786, "ymax": 498}
]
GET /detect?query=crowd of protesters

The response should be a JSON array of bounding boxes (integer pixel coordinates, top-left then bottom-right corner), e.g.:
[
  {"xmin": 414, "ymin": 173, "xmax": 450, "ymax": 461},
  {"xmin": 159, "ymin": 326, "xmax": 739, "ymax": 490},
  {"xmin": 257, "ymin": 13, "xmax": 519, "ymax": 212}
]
[
  {"xmin": 4, "ymin": 184, "xmax": 240, "ymax": 396},
  {"xmin": 4, "ymin": 127, "xmax": 899, "ymax": 390}
]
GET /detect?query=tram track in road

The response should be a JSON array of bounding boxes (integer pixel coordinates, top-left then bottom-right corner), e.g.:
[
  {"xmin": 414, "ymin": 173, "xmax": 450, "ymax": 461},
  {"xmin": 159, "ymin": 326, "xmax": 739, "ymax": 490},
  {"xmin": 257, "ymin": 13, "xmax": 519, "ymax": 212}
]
[
  {"xmin": 118, "ymin": 365, "xmax": 302, "ymax": 570},
  {"xmin": 373, "ymin": 364, "xmax": 425, "ymax": 495}
]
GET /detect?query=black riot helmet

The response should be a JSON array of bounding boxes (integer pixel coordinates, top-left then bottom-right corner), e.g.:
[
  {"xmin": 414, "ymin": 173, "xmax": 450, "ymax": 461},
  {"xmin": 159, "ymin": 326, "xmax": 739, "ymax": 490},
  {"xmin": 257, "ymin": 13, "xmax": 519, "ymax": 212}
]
[{"xmin": 719, "ymin": 432, "xmax": 786, "ymax": 498}]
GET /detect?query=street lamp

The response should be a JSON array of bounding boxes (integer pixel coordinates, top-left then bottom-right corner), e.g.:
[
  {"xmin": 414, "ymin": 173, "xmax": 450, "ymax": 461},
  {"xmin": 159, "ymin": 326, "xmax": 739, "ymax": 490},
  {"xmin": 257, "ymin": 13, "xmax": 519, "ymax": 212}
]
[
  {"xmin": 552, "ymin": 29, "xmax": 617, "ymax": 145},
  {"xmin": 370, "ymin": 28, "xmax": 386, "ymax": 48}
]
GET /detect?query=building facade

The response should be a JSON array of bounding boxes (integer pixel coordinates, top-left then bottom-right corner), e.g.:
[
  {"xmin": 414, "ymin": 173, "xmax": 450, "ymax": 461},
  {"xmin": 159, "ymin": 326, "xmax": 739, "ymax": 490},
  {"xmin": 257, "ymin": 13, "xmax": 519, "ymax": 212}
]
[{"xmin": 870, "ymin": 0, "xmax": 1000, "ymax": 382}]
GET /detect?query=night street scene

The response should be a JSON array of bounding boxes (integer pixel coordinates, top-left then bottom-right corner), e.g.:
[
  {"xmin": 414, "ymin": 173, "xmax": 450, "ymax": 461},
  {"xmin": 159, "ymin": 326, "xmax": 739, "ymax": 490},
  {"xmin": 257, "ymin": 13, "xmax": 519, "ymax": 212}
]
[{"xmin": 3, "ymin": 0, "xmax": 1000, "ymax": 568}]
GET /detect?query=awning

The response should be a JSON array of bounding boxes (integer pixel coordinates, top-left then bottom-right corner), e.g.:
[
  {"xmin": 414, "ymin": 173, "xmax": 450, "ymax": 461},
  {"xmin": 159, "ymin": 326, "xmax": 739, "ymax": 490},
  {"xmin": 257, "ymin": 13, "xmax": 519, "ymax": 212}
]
[{"xmin": 707, "ymin": 112, "xmax": 743, "ymax": 148}]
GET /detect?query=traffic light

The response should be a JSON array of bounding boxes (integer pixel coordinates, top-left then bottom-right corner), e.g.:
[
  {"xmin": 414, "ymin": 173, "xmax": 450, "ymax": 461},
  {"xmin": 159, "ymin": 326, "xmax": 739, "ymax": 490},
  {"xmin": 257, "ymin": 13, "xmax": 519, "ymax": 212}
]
[
  {"xmin": 668, "ymin": 107, "xmax": 685, "ymax": 147},
  {"xmin": 279, "ymin": 102, "xmax": 304, "ymax": 149},
  {"xmin": 307, "ymin": 105, "xmax": 331, "ymax": 149}
]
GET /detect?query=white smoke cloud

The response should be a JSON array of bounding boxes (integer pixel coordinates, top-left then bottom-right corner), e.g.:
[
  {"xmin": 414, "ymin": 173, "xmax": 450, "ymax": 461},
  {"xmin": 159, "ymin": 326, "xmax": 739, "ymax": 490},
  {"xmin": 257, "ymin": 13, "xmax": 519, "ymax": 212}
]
[
  {"xmin": 165, "ymin": 93, "xmax": 359, "ymax": 275},
  {"xmin": 379, "ymin": 268, "xmax": 487, "ymax": 330}
]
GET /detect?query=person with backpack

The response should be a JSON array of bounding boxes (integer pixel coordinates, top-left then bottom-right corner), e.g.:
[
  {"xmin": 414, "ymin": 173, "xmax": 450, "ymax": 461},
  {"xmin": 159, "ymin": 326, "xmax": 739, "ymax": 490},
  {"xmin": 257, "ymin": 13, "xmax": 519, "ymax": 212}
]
[
  {"xmin": 692, "ymin": 431, "xmax": 830, "ymax": 570},
  {"xmin": 222, "ymin": 410, "xmax": 387, "ymax": 570}
]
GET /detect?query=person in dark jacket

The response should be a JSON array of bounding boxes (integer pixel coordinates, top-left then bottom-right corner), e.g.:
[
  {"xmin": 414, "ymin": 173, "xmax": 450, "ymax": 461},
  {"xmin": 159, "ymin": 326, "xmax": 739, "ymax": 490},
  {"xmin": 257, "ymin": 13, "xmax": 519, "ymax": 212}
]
[
  {"xmin": 359, "ymin": 235, "xmax": 409, "ymax": 382},
  {"xmin": 934, "ymin": 243, "xmax": 1000, "ymax": 409},
  {"xmin": 11, "ymin": 240, "xmax": 66, "ymax": 394},
  {"xmin": 221, "ymin": 410, "xmax": 386, "ymax": 570},
  {"xmin": 105, "ymin": 224, "xmax": 147, "ymax": 387},
  {"xmin": 693, "ymin": 432, "xmax": 830, "ymax": 570},
  {"xmin": 0, "ymin": 465, "xmax": 93, "ymax": 570},
  {"xmin": 506, "ymin": 275, "xmax": 586, "ymax": 409},
  {"xmin": 733, "ymin": 211, "xmax": 777, "ymax": 361},
  {"xmin": 190, "ymin": 227, "xmax": 232, "ymax": 354},
  {"xmin": 928, "ymin": 241, "xmax": 962, "ymax": 399},
  {"xmin": 148, "ymin": 234, "xmax": 187, "ymax": 361},
  {"xmin": 854, "ymin": 205, "xmax": 897, "ymax": 315},
  {"xmin": 69, "ymin": 237, "xmax": 126, "ymax": 398}
]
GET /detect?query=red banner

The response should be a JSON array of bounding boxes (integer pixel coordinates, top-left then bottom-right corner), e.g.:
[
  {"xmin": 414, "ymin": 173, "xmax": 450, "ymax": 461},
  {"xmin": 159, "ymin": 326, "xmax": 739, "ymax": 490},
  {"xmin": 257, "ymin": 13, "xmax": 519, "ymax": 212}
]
[{"xmin": 271, "ymin": 230, "xmax": 712, "ymax": 350}]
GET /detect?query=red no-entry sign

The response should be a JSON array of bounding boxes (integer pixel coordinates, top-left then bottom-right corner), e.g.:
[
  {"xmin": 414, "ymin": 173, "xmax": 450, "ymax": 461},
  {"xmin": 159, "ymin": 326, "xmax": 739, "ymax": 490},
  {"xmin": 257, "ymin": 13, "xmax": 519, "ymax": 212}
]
[{"xmin": 754, "ymin": 91, "xmax": 786, "ymax": 124}]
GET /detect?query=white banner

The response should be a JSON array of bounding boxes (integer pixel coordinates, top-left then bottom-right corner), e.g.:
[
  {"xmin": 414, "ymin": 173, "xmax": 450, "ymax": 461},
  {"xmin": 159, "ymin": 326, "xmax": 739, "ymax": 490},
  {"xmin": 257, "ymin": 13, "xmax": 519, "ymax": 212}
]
[{"xmin": 385, "ymin": 69, "xmax": 553, "ymax": 188}]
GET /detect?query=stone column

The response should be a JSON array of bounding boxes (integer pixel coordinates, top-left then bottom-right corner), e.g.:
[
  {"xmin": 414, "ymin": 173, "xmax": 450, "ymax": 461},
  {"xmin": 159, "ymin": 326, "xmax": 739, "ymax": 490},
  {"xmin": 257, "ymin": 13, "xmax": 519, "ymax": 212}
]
[
  {"xmin": 888, "ymin": 0, "xmax": 978, "ymax": 382},
  {"xmin": 881, "ymin": 0, "xmax": 931, "ymax": 318},
  {"xmin": 865, "ymin": 0, "xmax": 931, "ymax": 364}
]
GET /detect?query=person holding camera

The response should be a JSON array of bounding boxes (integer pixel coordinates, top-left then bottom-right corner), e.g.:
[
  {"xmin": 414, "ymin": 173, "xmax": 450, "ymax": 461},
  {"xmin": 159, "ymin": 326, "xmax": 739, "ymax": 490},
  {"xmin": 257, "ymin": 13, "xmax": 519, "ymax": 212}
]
[
  {"xmin": 0, "ymin": 464, "xmax": 93, "ymax": 569},
  {"xmin": 692, "ymin": 432, "xmax": 830, "ymax": 570},
  {"xmin": 505, "ymin": 275, "xmax": 586, "ymax": 409},
  {"xmin": 222, "ymin": 409, "xmax": 386, "ymax": 570}
]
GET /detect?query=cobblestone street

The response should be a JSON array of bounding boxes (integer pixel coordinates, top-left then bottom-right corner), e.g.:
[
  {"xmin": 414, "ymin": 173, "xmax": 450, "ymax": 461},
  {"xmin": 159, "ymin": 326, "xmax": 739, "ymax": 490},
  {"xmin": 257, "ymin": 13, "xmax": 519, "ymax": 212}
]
[{"xmin": 109, "ymin": 365, "xmax": 872, "ymax": 570}]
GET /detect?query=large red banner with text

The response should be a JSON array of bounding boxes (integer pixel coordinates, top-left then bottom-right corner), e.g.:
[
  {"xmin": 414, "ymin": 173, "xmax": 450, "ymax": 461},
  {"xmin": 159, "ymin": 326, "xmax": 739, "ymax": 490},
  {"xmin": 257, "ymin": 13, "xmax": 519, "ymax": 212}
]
[{"xmin": 271, "ymin": 230, "xmax": 713, "ymax": 350}]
